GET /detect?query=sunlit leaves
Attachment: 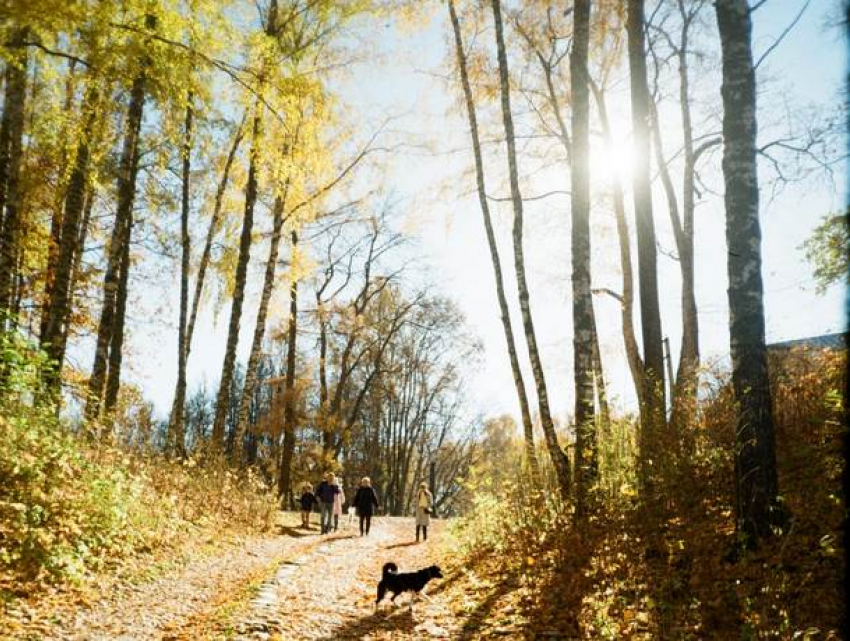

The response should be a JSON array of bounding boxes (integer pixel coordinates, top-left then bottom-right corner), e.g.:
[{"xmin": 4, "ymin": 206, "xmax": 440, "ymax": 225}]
[{"xmin": 800, "ymin": 211, "xmax": 849, "ymax": 294}]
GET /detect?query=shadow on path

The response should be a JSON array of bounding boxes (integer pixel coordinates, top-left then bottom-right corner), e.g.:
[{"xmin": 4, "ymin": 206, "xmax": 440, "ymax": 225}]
[
  {"xmin": 325, "ymin": 533, "xmax": 358, "ymax": 542},
  {"xmin": 454, "ymin": 578, "xmax": 518, "ymax": 641},
  {"xmin": 426, "ymin": 571, "xmax": 462, "ymax": 597},
  {"xmin": 319, "ymin": 606, "xmax": 417, "ymax": 640},
  {"xmin": 278, "ymin": 526, "xmax": 314, "ymax": 538},
  {"xmin": 383, "ymin": 540, "xmax": 419, "ymax": 550}
]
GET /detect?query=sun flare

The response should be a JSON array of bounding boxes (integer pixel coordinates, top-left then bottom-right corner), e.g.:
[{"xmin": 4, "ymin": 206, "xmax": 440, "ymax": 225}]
[{"xmin": 590, "ymin": 137, "xmax": 635, "ymax": 182}]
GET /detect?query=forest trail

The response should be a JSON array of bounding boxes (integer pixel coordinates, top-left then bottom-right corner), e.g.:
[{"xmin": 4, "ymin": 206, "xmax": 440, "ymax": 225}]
[{"xmin": 6, "ymin": 517, "xmax": 460, "ymax": 640}]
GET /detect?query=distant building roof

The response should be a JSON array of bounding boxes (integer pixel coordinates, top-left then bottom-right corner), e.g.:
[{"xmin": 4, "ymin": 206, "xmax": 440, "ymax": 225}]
[{"xmin": 767, "ymin": 332, "xmax": 848, "ymax": 351}]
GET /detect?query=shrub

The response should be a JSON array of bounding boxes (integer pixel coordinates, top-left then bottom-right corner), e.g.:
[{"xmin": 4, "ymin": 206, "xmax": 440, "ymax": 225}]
[
  {"xmin": 0, "ymin": 331, "xmax": 137, "ymax": 583},
  {"xmin": 0, "ymin": 331, "xmax": 278, "ymax": 591}
]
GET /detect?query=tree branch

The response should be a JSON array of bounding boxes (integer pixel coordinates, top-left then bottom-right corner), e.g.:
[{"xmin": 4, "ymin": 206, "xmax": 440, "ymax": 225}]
[
  {"xmin": 486, "ymin": 189, "xmax": 571, "ymax": 203},
  {"xmin": 591, "ymin": 288, "xmax": 623, "ymax": 304},
  {"xmin": 754, "ymin": 0, "xmax": 811, "ymax": 70},
  {"xmin": 20, "ymin": 41, "xmax": 91, "ymax": 67}
]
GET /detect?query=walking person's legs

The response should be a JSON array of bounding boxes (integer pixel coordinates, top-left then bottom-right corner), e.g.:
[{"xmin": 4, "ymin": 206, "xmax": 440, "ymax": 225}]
[
  {"xmin": 334, "ymin": 514, "xmax": 339, "ymax": 532},
  {"xmin": 359, "ymin": 514, "xmax": 366, "ymax": 536},
  {"xmin": 416, "ymin": 525, "xmax": 421, "ymax": 542},
  {"xmin": 365, "ymin": 514, "xmax": 372, "ymax": 535},
  {"xmin": 320, "ymin": 502, "xmax": 331, "ymax": 534}
]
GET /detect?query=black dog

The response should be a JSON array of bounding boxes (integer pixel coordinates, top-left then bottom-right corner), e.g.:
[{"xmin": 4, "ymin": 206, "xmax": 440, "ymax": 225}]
[{"xmin": 376, "ymin": 562, "xmax": 443, "ymax": 609}]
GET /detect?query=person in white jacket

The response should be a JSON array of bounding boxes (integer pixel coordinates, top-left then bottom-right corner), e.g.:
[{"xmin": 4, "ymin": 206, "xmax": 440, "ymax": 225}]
[
  {"xmin": 333, "ymin": 483, "xmax": 345, "ymax": 532},
  {"xmin": 415, "ymin": 482, "xmax": 433, "ymax": 542}
]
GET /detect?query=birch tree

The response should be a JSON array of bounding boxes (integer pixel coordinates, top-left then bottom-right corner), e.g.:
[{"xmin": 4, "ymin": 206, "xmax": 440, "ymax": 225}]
[
  {"xmin": 167, "ymin": 119, "xmax": 244, "ymax": 451},
  {"xmin": 626, "ymin": 0, "xmax": 666, "ymax": 486},
  {"xmin": 646, "ymin": 0, "xmax": 720, "ymax": 430},
  {"xmin": 715, "ymin": 0, "xmax": 784, "ymax": 545},
  {"xmin": 210, "ymin": 1, "xmax": 278, "ymax": 450},
  {"xmin": 447, "ymin": 0, "xmax": 540, "ymax": 484},
  {"xmin": 570, "ymin": 0, "xmax": 597, "ymax": 515},
  {"xmin": 490, "ymin": 0, "xmax": 570, "ymax": 499},
  {"xmin": 86, "ymin": 13, "xmax": 157, "ymax": 422}
]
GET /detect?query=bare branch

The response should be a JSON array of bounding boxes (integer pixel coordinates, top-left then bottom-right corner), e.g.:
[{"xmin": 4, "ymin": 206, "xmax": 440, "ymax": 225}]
[
  {"xmin": 486, "ymin": 189, "xmax": 571, "ymax": 203},
  {"xmin": 693, "ymin": 137, "xmax": 721, "ymax": 161},
  {"xmin": 591, "ymin": 288, "xmax": 623, "ymax": 304},
  {"xmin": 286, "ymin": 120, "xmax": 391, "ymax": 216},
  {"xmin": 754, "ymin": 0, "xmax": 811, "ymax": 70}
]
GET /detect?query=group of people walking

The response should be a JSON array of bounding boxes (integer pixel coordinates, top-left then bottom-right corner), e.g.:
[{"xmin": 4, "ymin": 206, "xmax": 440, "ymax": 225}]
[
  {"xmin": 297, "ymin": 473, "xmax": 345, "ymax": 534},
  {"xmin": 297, "ymin": 473, "xmax": 433, "ymax": 540}
]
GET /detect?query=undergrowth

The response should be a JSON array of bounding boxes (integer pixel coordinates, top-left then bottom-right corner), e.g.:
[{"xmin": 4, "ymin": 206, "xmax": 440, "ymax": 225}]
[
  {"xmin": 448, "ymin": 348, "xmax": 846, "ymax": 639},
  {"xmin": 0, "ymin": 331, "xmax": 278, "ymax": 598}
]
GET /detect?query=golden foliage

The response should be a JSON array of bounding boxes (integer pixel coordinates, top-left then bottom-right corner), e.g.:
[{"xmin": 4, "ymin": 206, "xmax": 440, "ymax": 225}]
[{"xmin": 444, "ymin": 349, "xmax": 846, "ymax": 638}]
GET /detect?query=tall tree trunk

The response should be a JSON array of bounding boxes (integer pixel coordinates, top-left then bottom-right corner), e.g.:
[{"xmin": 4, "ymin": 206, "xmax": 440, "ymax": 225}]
[
  {"xmin": 0, "ymin": 64, "xmax": 12, "ymax": 229},
  {"xmin": 184, "ymin": 119, "xmax": 244, "ymax": 355},
  {"xmin": 168, "ymin": 100, "xmax": 193, "ymax": 455},
  {"xmin": 715, "ymin": 0, "xmax": 783, "ymax": 544},
  {"xmin": 627, "ymin": 0, "xmax": 666, "ymax": 484},
  {"xmin": 0, "ymin": 27, "xmax": 29, "ymax": 322},
  {"xmin": 317, "ymin": 300, "xmax": 331, "ymax": 450},
  {"xmin": 447, "ymin": 0, "xmax": 540, "ymax": 484},
  {"xmin": 647, "ymin": 36, "xmax": 701, "ymax": 433},
  {"xmin": 211, "ymin": 109, "xmax": 261, "ymax": 449},
  {"xmin": 589, "ymin": 80, "xmax": 644, "ymax": 407},
  {"xmin": 278, "ymin": 231, "xmax": 298, "ymax": 500},
  {"xmin": 648, "ymin": 98, "xmax": 691, "ymax": 451},
  {"xmin": 571, "ymin": 0, "xmax": 596, "ymax": 516},
  {"xmin": 167, "ymin": 117, "xmax": 244, "ymax": 433},
  {"xmin": 211, "ymin": 0, "xmax": 277, "ymax": 451},
  {"xmin": 86, "ymin": 38, "xmax": 151, "ymax": 422},
  {"xmin": 233, "ymin": 189, "xmax": 288, "ymax": 464},
  {"xmin": 40, "ymin": 61, "xmax": 79, "ymax": 344},
  {"xmin": 491, "ymin": 0, "xmax": 570, "ymax": 499},
  {"xmin": 41, "ymin": 82, "xmax": 101, "ymax": 394},
  {"xmin": 673, "ymin": 0, "xmax": 703, "ymax": 428},
  {"xmin": 104, "ymin": 213, "xmax": 133, "ymax": 413},
  {"xmin": 59, "ymin": 186, "xmax": 95, "ymax": 362},
  {"xmin": 590, "ymin": 314, "xmax": 610, "ymax": 428}
]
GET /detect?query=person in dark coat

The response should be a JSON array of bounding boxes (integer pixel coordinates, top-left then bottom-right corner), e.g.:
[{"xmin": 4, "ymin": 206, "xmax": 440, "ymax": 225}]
[
  {"xmin": 298, "ymin": 482, "xmax": 317, "ymax": 529},
  {"xmin": 316, "ymin": 472, "xmax": 341, "ymax": 534},
  {"xmin": 352, "ymin": 476, "xmax": 380, "ymax": 536}
]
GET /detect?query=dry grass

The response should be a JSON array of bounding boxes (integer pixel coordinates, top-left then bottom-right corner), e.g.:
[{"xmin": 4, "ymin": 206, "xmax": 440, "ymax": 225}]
[{"xmin": 447, "ymin": 349, "xmax": 846, "ymax": 639}]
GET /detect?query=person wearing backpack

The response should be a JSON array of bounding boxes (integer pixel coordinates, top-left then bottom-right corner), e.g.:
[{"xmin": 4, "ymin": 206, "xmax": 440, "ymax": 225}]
[{"xmin": 316, "ymin": 472, "xmax": 341, "ymax": 535}]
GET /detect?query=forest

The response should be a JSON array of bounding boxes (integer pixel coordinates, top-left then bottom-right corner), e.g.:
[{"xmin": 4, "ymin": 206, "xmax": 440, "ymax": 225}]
[{"xmin": 0, "ymin": 0, "xmax": 846, "ymax": 639}]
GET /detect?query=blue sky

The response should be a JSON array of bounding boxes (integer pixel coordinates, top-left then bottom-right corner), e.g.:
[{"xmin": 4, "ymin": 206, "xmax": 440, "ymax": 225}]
[{"xmin": 121, "ymin": 0, "xmax": 846, "ymax": 423}]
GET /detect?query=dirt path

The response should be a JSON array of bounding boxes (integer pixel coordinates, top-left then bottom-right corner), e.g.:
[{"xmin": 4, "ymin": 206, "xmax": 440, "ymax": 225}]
[
  {"xmin": 218, "ymin": 517, "xmax": 458, "ymax": 640},
  {"xmin": 10, "ymin": 525, "xmax": 321, "ymax": 640},
  {"xmin": 6, "ymin": 515, "xmax": 463, "ymax": 640}
]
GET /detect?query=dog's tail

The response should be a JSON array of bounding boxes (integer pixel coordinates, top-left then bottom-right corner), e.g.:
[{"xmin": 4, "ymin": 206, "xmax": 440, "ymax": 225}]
[{"xmin": 382, "ymin": 562, "xmax": 398, "ymax": 578}]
